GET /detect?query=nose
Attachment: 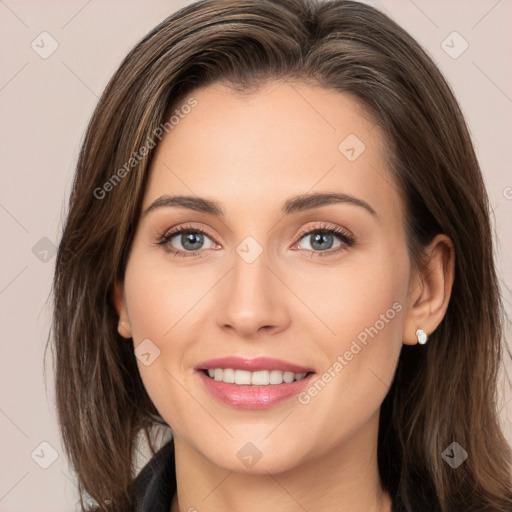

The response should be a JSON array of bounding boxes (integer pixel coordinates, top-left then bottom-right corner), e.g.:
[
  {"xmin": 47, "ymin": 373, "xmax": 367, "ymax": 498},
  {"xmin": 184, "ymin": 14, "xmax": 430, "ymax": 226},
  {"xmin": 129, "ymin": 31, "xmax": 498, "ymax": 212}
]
[{"xmin": 216, "ymin": 246, "xmax": 291, "ymax": 338}]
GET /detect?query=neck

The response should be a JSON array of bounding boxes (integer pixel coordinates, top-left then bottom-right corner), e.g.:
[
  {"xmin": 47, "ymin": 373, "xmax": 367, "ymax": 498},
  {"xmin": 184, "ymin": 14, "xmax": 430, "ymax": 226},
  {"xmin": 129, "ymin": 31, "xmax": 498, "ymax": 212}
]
[{"xmin": 169, "ymin": 411, "xmax": 392, "ymax": 512}]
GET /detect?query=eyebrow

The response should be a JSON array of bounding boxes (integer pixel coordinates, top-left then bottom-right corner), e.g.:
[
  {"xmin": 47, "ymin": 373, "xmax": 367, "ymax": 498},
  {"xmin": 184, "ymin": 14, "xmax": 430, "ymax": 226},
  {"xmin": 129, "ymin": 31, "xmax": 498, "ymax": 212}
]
[{"xmin": 142, "ymin": 192, "xmax": 377, "ymax": 218}]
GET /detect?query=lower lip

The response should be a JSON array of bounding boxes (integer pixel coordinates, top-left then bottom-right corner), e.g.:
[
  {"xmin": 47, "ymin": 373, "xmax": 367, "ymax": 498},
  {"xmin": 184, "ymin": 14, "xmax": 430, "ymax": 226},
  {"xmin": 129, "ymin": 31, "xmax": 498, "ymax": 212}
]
[{"xmin": 197, "ymin": 370, "xmax": 315, "ymax": 409}]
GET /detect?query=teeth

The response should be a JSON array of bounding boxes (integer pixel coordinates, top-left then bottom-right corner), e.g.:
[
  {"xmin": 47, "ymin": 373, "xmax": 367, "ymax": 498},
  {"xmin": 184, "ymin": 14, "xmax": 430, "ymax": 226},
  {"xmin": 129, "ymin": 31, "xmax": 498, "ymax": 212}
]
[
  {"xmin": 205, "ymin": 368, "xmax": 308, "ymax": 385},
  {"xmin": 235, "ymin": 369, "xmax": 252, "ymax": 385},
  {"xmin": 222, "ymin": 368, "xmax": 235, "ymax": 383}
]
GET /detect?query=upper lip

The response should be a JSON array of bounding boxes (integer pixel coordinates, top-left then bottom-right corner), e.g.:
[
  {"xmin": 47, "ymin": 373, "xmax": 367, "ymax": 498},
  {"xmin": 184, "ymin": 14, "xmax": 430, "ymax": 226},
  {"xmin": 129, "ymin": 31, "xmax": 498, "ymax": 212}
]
[{"xmin": 195, "ymin": 356, "xmax": 315, "ymax": 374}]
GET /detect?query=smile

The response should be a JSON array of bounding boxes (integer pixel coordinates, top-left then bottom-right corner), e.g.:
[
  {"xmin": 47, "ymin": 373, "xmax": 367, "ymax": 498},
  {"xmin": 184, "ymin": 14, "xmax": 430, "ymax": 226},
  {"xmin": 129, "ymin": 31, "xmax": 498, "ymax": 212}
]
[{"xmin": 203, "ymin": 368, "xmax": 309, "ymax": 385}]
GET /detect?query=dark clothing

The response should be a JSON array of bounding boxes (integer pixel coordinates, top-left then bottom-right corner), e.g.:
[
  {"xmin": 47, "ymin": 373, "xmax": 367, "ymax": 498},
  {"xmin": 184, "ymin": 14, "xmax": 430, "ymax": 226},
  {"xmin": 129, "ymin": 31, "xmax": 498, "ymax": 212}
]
[
  {"xmin": 130, "ymin": 439, "xmax": 177, "ymax": 512},
  {"xmin": 130, "ymin": 439, "xmax": 408, "ymax": 511}
]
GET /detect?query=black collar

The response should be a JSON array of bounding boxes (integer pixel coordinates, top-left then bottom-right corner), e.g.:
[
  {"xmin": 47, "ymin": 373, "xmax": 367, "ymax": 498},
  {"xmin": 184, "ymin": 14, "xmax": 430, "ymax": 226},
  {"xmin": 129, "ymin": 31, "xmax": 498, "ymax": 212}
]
[{"xmin": 131, "ymin": 439, "xmax": 176, "ymax": 512}]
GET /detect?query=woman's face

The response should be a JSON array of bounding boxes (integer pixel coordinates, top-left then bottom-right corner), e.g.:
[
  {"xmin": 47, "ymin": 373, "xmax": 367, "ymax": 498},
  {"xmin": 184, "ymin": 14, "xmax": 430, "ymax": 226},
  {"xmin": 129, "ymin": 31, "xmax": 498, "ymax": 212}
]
[{"xmin": 115, "ymin": 80, "xmax": 414, "ymax": 473}]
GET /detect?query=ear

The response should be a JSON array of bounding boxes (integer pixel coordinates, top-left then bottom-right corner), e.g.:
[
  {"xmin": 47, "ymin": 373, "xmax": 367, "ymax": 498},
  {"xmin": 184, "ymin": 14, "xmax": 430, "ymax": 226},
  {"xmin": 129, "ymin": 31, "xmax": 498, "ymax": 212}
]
[
  {"xmin": 112, "ymin": 280, "xmax": 133, "ymax": 339},
  {"xmin": 403, "ymin": 234, "xmax": 455, "ymax": 346}
]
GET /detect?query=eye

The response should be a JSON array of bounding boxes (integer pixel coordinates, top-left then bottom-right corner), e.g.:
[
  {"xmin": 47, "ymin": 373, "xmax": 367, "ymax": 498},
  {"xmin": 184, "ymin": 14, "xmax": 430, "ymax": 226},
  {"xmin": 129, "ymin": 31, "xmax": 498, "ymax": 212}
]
[
  {"xmin": 155, "ymin": 222, "xmax": 355, "ymax": 258},
  {"xmin": 292, "ymin": 223, "xmax": 355, "ymax": 258},
  {"xmin": 156, "ymin": 224, "xmax": 218, "ymax": 257}
]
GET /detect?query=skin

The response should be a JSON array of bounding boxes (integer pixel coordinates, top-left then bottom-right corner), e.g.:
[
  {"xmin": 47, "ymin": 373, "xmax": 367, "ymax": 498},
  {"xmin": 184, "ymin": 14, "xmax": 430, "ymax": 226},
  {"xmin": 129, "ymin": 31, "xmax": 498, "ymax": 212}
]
[{"xmin": 113, "ymin": 80, "xmax": 454, "ymax": 512}]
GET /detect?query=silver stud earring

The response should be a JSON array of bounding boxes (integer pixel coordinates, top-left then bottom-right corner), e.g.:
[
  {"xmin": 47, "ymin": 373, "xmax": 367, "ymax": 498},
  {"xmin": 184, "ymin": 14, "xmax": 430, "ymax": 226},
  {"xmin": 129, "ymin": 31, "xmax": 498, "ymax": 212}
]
[{"xmin": 416, "ymin": 328, "xmax": 428, "ymax": 345}]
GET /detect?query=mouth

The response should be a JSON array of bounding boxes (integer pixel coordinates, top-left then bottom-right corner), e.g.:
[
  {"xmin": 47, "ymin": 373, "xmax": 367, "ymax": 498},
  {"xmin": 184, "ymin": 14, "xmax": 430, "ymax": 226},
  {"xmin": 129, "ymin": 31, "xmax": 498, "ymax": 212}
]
[
  {"xmin": 200, "ymin": 368, "xmax": 314, "ymax": 386},
  {"xmin": 194, "ymin": 356, "xmax": 316, "ymax": 409}
]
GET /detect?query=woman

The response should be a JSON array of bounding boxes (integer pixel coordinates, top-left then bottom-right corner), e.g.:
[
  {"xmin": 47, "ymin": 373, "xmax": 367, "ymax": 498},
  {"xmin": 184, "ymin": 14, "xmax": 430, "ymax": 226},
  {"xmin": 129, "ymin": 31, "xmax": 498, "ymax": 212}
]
[{"xmin": 49, "ymin": 0, "xmax": 512, "ymax": 511}]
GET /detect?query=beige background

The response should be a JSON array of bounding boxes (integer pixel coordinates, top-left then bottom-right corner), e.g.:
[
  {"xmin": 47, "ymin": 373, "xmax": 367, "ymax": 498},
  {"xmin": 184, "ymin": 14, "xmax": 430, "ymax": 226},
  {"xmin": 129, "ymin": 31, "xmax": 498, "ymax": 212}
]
[{"xmin": 0, "ymin": 0, "xmax": 511, "ymax": 510}]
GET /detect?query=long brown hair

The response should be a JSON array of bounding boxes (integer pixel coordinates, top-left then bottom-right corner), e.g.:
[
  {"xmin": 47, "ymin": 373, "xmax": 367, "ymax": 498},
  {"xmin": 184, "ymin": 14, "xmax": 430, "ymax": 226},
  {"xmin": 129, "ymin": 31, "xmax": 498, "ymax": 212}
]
[{"xmin": 47, "ymin": 0, "xmax": 512, "ymax": 510}]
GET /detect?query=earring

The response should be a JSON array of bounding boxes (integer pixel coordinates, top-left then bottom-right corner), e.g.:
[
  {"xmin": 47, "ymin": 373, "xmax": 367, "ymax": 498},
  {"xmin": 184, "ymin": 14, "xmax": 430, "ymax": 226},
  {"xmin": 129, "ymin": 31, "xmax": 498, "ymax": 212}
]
[{"xmin": 416, "ymin": 328, "xmax": 428, "ymax": 345}]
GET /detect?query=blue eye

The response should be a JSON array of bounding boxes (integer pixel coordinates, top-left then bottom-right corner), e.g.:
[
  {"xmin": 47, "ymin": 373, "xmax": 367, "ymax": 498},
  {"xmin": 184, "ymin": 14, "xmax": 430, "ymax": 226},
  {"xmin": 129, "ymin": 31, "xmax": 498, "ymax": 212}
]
[
  {"xmin": 294, "ymin": 224, "xmax": 355, "ymax": 257},
  {"xmin": 156, "ymin": 223, "xmax": 355, "ymax": 258},
  {"xmin": 157, "ymin": 225, "xmax": 216, "ymax": 257}
]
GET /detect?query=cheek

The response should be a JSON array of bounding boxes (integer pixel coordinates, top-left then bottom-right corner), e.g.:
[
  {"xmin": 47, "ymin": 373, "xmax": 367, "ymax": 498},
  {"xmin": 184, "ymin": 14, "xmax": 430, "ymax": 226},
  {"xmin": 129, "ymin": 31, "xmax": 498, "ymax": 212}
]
[
  {"xmin": 293, "ymin": 266, "xmax": 406, "ymax": 452},
  {"xmin": 302, "ymin": 251, "xmax": 408, "ymax": 352},
  {"xmin": 123, "ymin": 249, "xmax": 206, "ymax": 342},
  {"xmin": 122, "ymin": 253, "xmax": 201, "ymax": 423},
  {"xmin": 335, "ymin": 269, "xmax": 404, "ymax": 349},
  {"xmin": 298, "ymin": 244, "xmax": 408, "ymax": 405}
]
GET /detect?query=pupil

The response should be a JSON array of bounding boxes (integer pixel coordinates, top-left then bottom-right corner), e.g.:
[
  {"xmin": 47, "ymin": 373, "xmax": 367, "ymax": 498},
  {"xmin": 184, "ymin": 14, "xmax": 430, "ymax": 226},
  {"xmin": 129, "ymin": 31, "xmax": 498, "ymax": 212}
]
[
  {"xmin": 182, "ymin": 232, "xmax": 203, "ymax": 250},
  {"xmin": 311, "ymin": 233, "xmax": 333, "ymax": 251}
]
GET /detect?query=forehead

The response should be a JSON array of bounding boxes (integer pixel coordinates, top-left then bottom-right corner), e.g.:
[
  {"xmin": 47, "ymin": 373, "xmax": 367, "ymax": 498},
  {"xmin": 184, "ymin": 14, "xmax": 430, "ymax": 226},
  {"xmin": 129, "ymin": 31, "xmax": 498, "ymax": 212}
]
[{"xmin": 143, "ymin": 80, "xmax": 403, "ymax": 224}]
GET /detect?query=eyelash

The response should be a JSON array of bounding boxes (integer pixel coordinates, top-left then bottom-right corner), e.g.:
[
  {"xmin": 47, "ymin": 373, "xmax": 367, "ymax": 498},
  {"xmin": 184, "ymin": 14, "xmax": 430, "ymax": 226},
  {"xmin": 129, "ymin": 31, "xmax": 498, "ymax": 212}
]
[{"xmin": 155, "ymin": 223, "xmax": 356, "ymax": 259}]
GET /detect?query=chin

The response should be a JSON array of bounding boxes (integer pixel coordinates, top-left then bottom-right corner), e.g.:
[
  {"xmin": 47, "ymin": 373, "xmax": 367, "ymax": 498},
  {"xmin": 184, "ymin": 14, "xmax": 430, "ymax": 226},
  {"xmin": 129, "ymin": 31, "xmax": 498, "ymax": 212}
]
[{"xmin": 198, "ymin": 440, "xmax": 307, "ymax": 476}]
